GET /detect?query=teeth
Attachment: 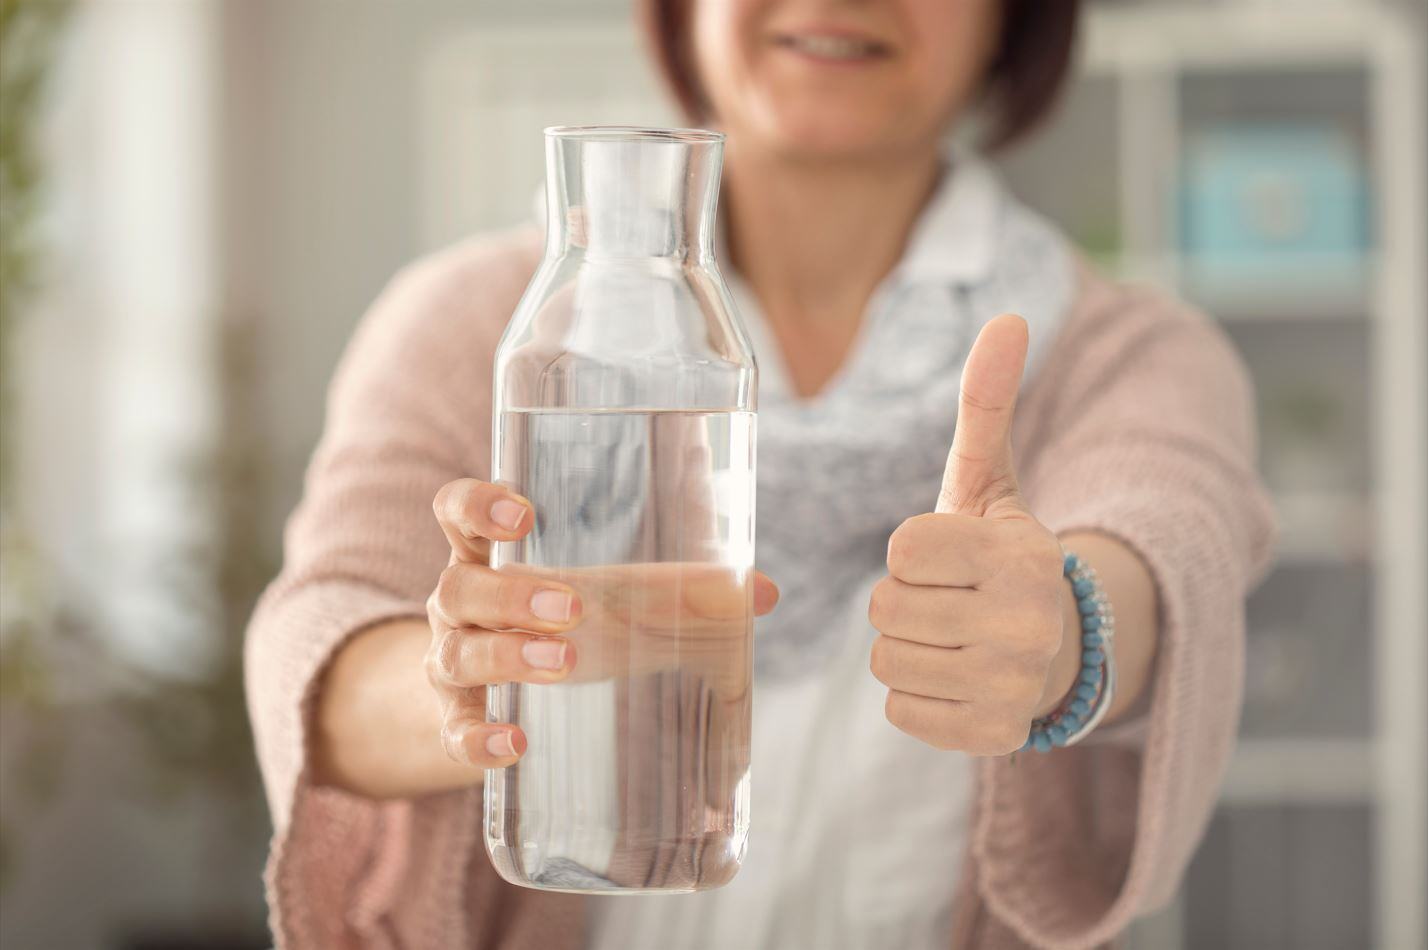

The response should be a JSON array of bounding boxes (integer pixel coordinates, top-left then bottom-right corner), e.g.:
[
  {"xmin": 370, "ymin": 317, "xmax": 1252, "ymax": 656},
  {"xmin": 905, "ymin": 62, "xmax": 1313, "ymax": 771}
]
[{"xmin": 788, "ymin": 34, "xmax": 877, "ymax": 59}]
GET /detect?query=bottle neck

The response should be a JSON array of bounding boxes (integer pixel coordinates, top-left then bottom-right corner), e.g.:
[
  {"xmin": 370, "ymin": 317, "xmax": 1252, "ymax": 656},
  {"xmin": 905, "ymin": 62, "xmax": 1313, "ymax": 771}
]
[{"xmin": 544, "ymin": 131, "xmax": 722, "ymax": 262}]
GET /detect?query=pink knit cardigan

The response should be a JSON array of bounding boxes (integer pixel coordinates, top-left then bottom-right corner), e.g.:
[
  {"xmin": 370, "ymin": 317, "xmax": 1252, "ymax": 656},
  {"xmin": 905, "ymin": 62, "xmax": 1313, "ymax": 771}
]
[{"xmin": 245, "ymin": 228, "xmax": 1276, "ymax": 950}]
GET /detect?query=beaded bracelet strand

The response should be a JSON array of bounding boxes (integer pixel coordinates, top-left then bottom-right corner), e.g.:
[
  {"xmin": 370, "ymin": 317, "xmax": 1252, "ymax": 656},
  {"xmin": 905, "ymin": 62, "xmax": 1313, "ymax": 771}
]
[{"xmin": 1022, "ymin": 549, "xmax": 1116, "ymax": 752}]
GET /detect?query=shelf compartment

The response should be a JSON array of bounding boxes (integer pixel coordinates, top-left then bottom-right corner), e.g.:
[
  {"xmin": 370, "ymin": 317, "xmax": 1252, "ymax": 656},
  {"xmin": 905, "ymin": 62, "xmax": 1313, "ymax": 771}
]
[
  {"xmin": 1185, "ymin": 802, "xmax": 1373, "ymax": 950},
  {"xmin": 1243, "ymin": 561, "xmax": 1373, "ymax": 741}
]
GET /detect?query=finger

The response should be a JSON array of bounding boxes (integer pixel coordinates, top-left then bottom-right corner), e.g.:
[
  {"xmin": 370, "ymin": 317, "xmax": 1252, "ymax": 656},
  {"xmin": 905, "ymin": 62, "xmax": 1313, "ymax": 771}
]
[
  {"xmin": 938, "ymin": 313, "xmax": 1029, "ymax": 517},
  {"xmin": 886, "ymin": 512, "xmax": 1001, "ymax": 587},
  {"xmin": 433, "ymin": 684, "xmax": 487, "ymax": 729},
  {"xmin": 867, "ymin": 576, "xmax": 978, "ymax": 647},
  {"xmin": 882, "ymin": 690, "xmax": 972, "ymax": 751},
  {"xmin": 870, "ymin": 636, "xmax": 970, "ymax": 700},
  {"xmin": 564, "ymin": 563, "xmax": 761, "ymax": 630},
  {"xmin": 753, "ymin": 571, "xmax": 780, "ymax": 616},
  {"xmin": 440, "ymin": 715, "xmax": 527, "ymax": 768},
  {"xmin": 869, "ymin": 574, "xmax": 1062, "ymax": 654},
  {"xmin": 870, "ymin": 636, "xmax": 1043, "ymax": 706},
  {"xmin": 433, "ymin": 478, "xmax": 534, "ymax": 562},
  {"xmin": 429, "ymin": 561, "xmax": 581, "ymax": 634},
  {"xmin": 884, "ymin": 690, "xmax": 1027, "ymax": 756},
  {"xmin": 679, "ymin": 568, "xmax": 759, "ymax": 621},
  {"xmin": 428, "ymin": 627, "xmax": 575, "ymax": 688}
]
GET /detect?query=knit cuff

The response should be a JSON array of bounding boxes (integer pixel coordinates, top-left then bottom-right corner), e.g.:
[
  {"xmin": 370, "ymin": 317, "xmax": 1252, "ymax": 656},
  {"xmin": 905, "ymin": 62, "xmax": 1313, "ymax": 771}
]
[
  {"xmin": 245, "ymin": 579, "xmax": 436, "ymax": 946},
  {"xmin": 973, "ymin": 461, "xmax": 1272, "ymax": 949}
]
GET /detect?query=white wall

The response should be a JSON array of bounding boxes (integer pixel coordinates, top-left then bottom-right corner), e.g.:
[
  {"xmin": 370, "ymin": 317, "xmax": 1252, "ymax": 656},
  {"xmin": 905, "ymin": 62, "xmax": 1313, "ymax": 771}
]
[{"xmin": 224, "ymin": 0, "xmax": 634, "ymax": 542}]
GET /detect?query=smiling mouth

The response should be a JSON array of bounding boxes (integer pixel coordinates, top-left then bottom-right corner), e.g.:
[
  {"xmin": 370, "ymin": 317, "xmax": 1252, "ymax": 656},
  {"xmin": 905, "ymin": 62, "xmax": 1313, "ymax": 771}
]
[{"xmin": 773, "ymin": 33, "xmax": 891, "ymax": 62}]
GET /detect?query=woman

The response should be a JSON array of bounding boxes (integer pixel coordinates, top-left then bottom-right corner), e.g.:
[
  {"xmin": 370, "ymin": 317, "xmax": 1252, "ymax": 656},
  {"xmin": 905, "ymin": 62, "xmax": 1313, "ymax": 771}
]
[{"xmin": 246, "ymin": 1, "xmax": 1275, "ymax": 947}]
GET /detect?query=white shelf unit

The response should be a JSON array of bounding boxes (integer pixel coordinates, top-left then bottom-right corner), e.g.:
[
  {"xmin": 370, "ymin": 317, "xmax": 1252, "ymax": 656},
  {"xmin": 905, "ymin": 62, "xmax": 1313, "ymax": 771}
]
[
  {"xmin": 1077, "ymin": 5, "xmax": 1426, "ymax": 949},
  {"xmin": 1223, "ymin": 737, "xmax": 1375, "ymax": 807},
  {"xmin": 418, "ymin": 6, "xmax": 1426, "ymax": 947}
]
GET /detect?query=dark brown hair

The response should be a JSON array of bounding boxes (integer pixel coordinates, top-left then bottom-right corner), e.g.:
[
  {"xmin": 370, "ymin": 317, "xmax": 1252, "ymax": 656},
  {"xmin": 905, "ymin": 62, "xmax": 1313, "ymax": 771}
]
[{"xmin": 639, "ymin": 0, "xmax": 1081, "ymax": 150}]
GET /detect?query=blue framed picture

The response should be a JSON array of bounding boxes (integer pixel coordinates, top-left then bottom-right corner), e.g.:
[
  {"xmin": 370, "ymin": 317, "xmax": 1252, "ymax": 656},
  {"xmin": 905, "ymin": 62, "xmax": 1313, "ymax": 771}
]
[{"xmin": 1179, "ymin": 122, "xmax": 1370, "ymax": 295}]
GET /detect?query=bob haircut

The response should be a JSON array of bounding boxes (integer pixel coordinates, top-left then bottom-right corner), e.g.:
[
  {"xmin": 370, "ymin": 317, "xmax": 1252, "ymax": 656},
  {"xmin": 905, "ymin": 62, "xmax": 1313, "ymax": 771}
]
[{"xmin": 638, "ymin": 0, "xmax": 1081, "ymax": 150}]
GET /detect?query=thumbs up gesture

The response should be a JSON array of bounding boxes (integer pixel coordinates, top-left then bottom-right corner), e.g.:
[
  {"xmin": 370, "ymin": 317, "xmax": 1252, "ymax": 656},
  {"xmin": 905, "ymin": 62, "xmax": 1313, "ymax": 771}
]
[{"xmin": 868, "ymin": 315, "xmax": 1072, "ymax": 755}]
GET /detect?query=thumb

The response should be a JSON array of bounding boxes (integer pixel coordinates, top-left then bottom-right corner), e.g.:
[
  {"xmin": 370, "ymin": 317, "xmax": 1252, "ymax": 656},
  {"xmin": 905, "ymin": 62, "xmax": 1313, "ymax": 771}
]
[{"xmin": 937, "ymin": 313, "xmax": 1030, "ymax": 517}]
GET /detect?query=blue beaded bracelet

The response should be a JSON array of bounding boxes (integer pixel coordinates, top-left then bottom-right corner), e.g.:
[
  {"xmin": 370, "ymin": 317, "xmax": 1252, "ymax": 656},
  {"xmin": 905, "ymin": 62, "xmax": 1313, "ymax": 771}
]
[{"xmin": 1022, "ymin": 549, "xmax": 1116, "ymax": 752}]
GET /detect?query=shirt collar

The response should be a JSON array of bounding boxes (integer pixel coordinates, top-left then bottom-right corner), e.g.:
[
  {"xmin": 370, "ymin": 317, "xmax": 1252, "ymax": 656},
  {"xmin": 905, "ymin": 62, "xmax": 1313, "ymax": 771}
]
[
  {"xmin": 710, "ymin": 149, "xmax": 1004, "ymax": 291},
  {"xmin": 890, "ymin": 150, "xmax": 1002, "ymax": 288}
]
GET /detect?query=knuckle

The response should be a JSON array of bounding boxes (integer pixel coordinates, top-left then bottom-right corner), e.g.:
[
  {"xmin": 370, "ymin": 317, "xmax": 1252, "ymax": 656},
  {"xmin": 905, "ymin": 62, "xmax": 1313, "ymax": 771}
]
[
  {"xmin": 1039, "ymin": 530, "xmax": 1066, "ymax": 571},
  {"xmin": 467, "ymin": 635, "xmax": 499, "ymax": 680},
  {"xmin": 456, "ymin": 685, "xmax": 489, "ymax": 713},
  {"xmin": 867, "ymin": 579, "xmax": 898, "ymax": 631},
  {"xmin": 440, "ymin": 719, "xmax": 475, "ymax": 764},
  {"xmin": 993, "ymin": 720, "xmax": 1030, "ymax": 756},
  {"xmin": 1012, "ymin": 526, "xmax": 1063, "ymax": 578},
  {"xmin": 439, "ymin": 726, "xmax": 461, "ymax": 762},
  {"xmin": 977, "ymin": 663, "xmax": 1017, "ymax": 703},
  {"xmin": 869, "ymin": 636, "xmax": 895, "ymax": 684},
  {"xmin": 433, "ymin": 564, "xmax": 464, "ymax": 615},
  {"xmin": 1025, "ymin": 652, "xmax": 1054, "ymax": 689},
  {"xmin": 428, "ymin": 630, "xmax": 460, "ymax": 683},
  {"xmin": 1032, "ymin": 619, "xmax": 1064, "ymax": 660},
  {"xmin": 447, "ymin": 631, "xmax": 478, "ymax": 681},
  {"xmin": 1007, "ymin": 601, "xmax": 1061, "ymax": 654},
  {"xmin": 886, "ymin": 516, "xmax": 929, "ymax": 578},
  {"xmin": 493, "ymin": 575, "xmax": 527, "ymax": 622},
  {"xmin": 423, "ymin": 646, "xmax": 444, "ymax": 689},
  {"xmin": 884, "ymin": 691, "xmax": 943, "ymax": 748},
  {"xmin": 986, "ymin": 593, "xmax": 1050, "ymax": 646},
  {"xmin": 883, "ymin": 690, "xmax": 912, "ymax": 732},
  {"xmin": 437, "ymin": 632, "xmax": 499, "ymax": 686},
  {"xmin": 885, "ymin": 534, "xmax": 911, "ymax": 580},
  {"xmin": 961, "ymin": 472, "xmax": 1019, "ymax": 517},
  {"xmin": 432, "ymin": 480, "xmax": 466, "ymax": 522},
  {"xmin": 1009, "ymin": 607, "xmax": 1060, "ymax": 655},
  {"xmin": 1005, "ymin": 665, "xmax": 1046, "ymax": 705},
  {"xmin": 984, "ymin": 707, "xmax": 1030, "ymax": 752}
]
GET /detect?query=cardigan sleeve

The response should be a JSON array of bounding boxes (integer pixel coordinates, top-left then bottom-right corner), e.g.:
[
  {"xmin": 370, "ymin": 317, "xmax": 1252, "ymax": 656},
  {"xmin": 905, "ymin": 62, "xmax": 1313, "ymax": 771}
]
[
  {"xmin": 976, "ymin": 272, "xmax": 1277, "ymax": 949},
  {"xmin": 243, "ymin": 232, "xmax": 584, "ymax": 949}
]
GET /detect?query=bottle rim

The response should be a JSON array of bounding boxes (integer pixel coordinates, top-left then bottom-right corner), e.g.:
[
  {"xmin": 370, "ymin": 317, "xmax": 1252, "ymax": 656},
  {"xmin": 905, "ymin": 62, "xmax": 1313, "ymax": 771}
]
[{"xmin": 544, "ymin": 125, "xmax": 725, "ymax": 145}]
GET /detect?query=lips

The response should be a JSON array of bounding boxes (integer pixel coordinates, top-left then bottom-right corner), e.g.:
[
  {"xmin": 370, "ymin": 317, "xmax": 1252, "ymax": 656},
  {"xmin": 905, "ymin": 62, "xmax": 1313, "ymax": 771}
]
[{"xmin": 773, "ymin": 31, "xmax": 891, "ymax": 62}]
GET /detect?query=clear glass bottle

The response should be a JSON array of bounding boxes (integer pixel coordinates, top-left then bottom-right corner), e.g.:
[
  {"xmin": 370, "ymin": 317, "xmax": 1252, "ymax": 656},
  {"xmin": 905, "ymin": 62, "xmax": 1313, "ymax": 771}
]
[{"xmin": 485, "ymin": 127, "xmax": 757, "ymax": 894}]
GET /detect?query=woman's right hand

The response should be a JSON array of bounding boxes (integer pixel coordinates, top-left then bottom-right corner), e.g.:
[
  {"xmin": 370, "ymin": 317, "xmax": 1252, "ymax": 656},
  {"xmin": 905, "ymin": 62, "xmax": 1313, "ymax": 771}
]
[
  {"xmin": 314, "ymin": 476, "xmax": 776, "ymax": 800},
  {"xmin": 429, "ymin": 476, "xmax": 780, "ymax": 768},
  {"xmin": 313, "ymin": 478, "xmax": 570, "ymax": 799},
  {"xmin": 425, "ymin": 477, "xmax": 584, "ymax": 771}
]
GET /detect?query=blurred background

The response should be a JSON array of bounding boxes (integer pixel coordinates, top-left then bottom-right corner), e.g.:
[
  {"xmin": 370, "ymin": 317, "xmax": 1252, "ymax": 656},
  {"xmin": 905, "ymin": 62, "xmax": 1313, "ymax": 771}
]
[{"xmin": 0, "ymin": 0, "xmax": 1423, "ymax": 948}]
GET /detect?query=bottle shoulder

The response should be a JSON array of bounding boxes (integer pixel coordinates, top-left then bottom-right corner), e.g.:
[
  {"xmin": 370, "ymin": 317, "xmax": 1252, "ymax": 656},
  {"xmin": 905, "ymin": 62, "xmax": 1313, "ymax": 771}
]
[
  {"xmin": 494, "ymin": 254, "xmax": 756, "ymax": 412},
  {"xmin": 499, "ymin": 255, "xmax": 756, "ymax": 364}
]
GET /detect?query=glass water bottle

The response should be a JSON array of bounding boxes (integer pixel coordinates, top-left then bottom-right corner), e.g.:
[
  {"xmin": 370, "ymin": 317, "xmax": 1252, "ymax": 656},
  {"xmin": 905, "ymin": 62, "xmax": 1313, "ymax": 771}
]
[{"xmin": 485, "ymin": 127, "xmax": 757, "ymax": 894}]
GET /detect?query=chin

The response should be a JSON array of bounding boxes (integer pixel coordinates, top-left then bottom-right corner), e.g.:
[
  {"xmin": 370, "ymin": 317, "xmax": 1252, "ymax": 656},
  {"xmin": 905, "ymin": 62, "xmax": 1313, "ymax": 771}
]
[{"xmin": 755, "ymin": 104, "xmax": 910, "ymax": 161}]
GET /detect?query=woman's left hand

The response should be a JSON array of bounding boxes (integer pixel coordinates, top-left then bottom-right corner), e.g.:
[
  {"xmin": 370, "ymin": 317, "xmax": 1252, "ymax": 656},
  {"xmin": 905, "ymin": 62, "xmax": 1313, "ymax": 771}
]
[{"xmin": 868, "ymin": 314, "xmax": 1079, "ymax": 755}]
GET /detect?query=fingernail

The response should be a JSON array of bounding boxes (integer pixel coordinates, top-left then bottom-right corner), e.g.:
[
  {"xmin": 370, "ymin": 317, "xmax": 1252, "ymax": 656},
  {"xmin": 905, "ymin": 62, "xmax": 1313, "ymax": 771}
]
[
  {"xmin": 530, "ymin": 589, "xmax": 572, "ymax": 623},
  {"xmin": 485, "ymin": 730, "xmax": 517, "ymax": 758},
  {"xmin": 522, "ymin": 638, "xmax": 567, "ymax": 670},
  {"xmin": 490, "ymin": 499, "xmax": 527, "ymax": 532}
]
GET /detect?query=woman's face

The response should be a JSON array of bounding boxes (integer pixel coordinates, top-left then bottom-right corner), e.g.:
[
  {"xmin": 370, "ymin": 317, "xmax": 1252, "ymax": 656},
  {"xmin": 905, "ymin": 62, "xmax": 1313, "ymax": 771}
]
[{"xmin": 690, "ymin": 0, "xmax": 1002, "ymax": 161}]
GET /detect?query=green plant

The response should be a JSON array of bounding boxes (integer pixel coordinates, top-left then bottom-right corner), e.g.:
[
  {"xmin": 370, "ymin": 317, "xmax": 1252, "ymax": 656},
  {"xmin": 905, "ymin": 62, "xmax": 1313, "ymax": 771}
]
[{"xmin": 0, "ymin": 0, "xmax": 75, "ymax": 895}]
